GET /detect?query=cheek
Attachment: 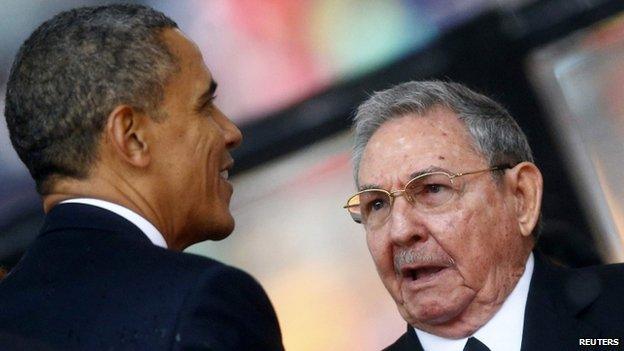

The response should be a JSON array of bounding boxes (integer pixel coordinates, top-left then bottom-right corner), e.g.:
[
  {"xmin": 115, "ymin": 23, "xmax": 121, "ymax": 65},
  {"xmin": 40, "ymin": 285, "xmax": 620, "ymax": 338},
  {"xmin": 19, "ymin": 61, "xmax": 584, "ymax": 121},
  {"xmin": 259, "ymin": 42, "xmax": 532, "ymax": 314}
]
[
  {"xmin": 442, "ymin": 195, "xmax": 513, "ymax": 281},
  {"xmin": 366, "ymin": 231, "xmax": 405, "ymax": 304},
  {"xmin": 465, "ymin": 193, "xmax": 515, "ymax": 252},
  {"xmin": 448, "ymin": 192, "xmax": 496, "ymax": 243},
  {"xmin": 365, "ymin": 231, "xmax": 381, "ymax": 261},
  {"xmin": 366, "ymin": 232, "xmax": 393, "ymax": 274},
  {"xmin": 197, "ymin": 132, "xmax": 224, "ymax": 172}
]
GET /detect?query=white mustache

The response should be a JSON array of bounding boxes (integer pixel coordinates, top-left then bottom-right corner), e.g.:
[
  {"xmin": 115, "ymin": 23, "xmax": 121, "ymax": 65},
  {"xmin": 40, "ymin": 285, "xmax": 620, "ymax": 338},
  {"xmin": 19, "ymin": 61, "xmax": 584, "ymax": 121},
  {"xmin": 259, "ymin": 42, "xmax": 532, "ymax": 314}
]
[{"xmin": 393, "ymin": 247, "xmax": 455, "ymax": 273}]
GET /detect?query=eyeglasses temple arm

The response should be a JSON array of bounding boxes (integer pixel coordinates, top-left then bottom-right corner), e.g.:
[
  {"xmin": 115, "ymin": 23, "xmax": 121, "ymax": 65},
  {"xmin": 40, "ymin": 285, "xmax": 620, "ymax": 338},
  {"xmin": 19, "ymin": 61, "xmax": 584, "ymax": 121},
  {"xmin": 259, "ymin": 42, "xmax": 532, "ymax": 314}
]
[{"xmin": 453, "ymin": 164, "xmax": 513, "ymax": 178}]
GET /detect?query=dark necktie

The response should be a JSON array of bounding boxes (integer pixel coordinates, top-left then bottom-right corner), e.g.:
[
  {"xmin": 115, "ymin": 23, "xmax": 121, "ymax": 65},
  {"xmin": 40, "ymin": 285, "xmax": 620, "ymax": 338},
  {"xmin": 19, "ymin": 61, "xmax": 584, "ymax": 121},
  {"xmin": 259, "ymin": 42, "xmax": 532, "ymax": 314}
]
[{"xmin": 463, "ymin": 337, "xmax": 491, "ymax": 351}]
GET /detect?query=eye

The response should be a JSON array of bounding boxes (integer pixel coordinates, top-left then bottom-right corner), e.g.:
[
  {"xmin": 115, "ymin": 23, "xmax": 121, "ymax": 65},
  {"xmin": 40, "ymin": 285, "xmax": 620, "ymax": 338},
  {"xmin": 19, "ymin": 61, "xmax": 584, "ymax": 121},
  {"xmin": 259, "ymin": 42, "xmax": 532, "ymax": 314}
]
[
  {"xmin": 359, "ymin": 191, "xmax": 390, "ymax": 214},
  {"xmin": 423, "ymin": 183, "xmax": 445, "ymax": 194},
  {"xmin": 407, "ymin": 174, "xmax": 455, "ymax": 207},
  {"xmin": 196, "ymin": 95, "xmax": 218, "ymax": 116},
  {"xmin": 203, "ymin": 98, "xmax": 217, "ymax": 113},
  {"xmin": 370, "ymin": 198, "xmax": 388, "ymax": 212}
]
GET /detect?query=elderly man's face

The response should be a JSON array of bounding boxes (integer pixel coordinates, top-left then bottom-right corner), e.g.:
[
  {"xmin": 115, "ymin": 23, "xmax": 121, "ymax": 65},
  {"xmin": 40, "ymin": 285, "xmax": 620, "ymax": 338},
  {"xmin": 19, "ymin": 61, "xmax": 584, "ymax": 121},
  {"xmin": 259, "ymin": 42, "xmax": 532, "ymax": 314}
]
[
  {"xmin": 358, "ymin": 108, "xmax": 530, "ymax": 337},
  {"xmin": 148, "ymin": 29, "xmax": 242, "ymax": 248}
]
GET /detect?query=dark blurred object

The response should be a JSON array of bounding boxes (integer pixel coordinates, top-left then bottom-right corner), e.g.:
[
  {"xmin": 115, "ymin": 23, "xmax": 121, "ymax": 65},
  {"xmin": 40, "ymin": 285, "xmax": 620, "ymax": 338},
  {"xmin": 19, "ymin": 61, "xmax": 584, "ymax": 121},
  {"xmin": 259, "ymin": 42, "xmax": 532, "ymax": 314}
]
[
  {"xmin": 0, "ymin": 210, "xmax": 45, "ymax": 268},
  {"xmin": 0, "ymin": 175, "xmax": 43, "ymax": 269},
  {"xmin": 537, "ymin": 219, "xmax": 603, "ymax": 267}
]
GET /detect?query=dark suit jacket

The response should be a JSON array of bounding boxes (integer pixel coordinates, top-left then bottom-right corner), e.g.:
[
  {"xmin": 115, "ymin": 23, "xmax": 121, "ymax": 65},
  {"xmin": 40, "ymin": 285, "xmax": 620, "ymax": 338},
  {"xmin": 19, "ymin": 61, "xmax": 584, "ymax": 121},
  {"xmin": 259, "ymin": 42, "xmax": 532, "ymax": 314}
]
[
  {"xmin": 0, "ymin": 204, "xmax": 284, "ymax": 350},
  {"xmin": 384, "ymin": 254, "xmax": 624, "ymax": 350}
]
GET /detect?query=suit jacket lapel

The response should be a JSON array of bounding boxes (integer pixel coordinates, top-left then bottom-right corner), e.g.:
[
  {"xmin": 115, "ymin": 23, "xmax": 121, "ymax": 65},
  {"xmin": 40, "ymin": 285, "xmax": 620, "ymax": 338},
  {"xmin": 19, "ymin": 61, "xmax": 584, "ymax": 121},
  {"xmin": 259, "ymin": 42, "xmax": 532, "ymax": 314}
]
[
  {"xmin": 384, "ymin": 325, "xmax": 424, "ymax": 351},
  {"xmin": 520, "ymin": 254, "xmax": 601, "ymax": 351}
]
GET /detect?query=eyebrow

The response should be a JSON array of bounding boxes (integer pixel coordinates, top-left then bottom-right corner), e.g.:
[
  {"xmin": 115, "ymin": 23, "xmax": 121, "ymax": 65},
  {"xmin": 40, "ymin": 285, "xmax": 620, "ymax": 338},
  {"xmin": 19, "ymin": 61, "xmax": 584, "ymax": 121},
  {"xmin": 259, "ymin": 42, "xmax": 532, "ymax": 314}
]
[
  {"xmin": 358, "ymin": 166, "xmax": 451, "ymax": 191},
  {"xmin": 358, "ymin": 183, "xmax": 383, "ymax": 191},
  {"xmin": 408, "ymin": 166, "xmax": 450, "ymax": 179},
  {"xmin": 194, "ymin": 80, "xmax": 218, "ymax": 112}
]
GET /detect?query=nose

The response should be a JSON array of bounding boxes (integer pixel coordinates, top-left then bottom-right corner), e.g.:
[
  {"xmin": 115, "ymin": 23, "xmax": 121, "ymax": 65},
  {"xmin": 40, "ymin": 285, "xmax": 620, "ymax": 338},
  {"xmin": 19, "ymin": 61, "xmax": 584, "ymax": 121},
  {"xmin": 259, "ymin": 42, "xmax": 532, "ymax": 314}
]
[
  {"xmin": 387, "ymin": 197, "xmax": 428, "ymax": 246},
  {"xmin": 215, "ymin": 109, "xmax": 243, "ymax": 149}
]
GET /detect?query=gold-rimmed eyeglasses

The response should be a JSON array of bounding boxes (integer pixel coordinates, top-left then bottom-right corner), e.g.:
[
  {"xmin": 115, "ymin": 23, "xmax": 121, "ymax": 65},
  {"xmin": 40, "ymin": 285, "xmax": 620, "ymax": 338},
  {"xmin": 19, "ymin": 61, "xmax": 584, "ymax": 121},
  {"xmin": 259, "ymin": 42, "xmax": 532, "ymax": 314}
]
[{"xmin": 343, "ymin": 165, "xmax": 511, "ymax": 226}]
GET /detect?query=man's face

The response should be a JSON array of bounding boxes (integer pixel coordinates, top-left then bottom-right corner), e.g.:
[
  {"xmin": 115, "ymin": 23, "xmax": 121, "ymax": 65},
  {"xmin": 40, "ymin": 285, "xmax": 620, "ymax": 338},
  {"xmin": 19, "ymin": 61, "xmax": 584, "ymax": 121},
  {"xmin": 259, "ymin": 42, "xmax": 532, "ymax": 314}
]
[
  {"xmin": 358, "ymin": 108, "xmax": 529, "ymax": 337},
  {"xmin": 149, "ymin": 29, "xmax": 242, "ymax": 247}
]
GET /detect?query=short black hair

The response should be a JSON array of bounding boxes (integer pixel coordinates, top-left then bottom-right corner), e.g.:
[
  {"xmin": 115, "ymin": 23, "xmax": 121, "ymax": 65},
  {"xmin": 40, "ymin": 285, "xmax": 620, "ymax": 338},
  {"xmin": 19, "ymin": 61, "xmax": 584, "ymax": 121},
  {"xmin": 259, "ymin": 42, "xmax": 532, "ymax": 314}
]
[{"xmin": 4, "ymin": 4, "xmax": 178, "ymax": 194}]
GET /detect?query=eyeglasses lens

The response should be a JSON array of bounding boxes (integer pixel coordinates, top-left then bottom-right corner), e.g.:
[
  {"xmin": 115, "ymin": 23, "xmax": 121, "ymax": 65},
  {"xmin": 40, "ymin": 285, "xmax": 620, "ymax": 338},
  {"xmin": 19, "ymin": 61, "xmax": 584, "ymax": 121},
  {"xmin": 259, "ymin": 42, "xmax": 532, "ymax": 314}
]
[
  {"xmin": 405, "ymin": 173, "xmax": 455, "ymax": 208},
  {"xmin": 348, "ymin": 173, "xmax": 455, "ymax": 225}
]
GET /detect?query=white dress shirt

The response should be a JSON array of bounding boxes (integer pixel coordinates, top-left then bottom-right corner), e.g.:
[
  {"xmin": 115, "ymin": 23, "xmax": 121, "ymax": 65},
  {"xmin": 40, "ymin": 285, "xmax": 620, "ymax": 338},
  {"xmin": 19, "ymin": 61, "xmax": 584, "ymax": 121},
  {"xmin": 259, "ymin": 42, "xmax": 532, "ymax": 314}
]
[
  {"xmin": 415, "ymin": 253, "xmax": 535, "ymax": 351},
  {"xmin": 59, "ymin": 198, "xmax": 168, "ymax": 249}
]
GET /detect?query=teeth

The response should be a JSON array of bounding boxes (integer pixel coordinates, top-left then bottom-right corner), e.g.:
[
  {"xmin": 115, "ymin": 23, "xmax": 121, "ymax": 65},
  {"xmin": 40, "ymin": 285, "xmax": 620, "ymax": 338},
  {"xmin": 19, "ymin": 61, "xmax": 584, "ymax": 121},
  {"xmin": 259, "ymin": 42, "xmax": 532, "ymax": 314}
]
[{"xmin": 220, "ymin": 170, "xmax": 229, "ymax": 180}]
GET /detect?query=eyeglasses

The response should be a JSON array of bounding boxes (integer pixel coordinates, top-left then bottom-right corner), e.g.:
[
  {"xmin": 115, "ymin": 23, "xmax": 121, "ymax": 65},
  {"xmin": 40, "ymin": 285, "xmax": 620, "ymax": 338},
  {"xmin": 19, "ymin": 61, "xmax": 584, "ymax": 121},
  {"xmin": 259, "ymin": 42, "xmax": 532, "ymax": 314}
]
[{"xmin": 343, "ymin": 165, "xmax": 510, "ymax": 227}]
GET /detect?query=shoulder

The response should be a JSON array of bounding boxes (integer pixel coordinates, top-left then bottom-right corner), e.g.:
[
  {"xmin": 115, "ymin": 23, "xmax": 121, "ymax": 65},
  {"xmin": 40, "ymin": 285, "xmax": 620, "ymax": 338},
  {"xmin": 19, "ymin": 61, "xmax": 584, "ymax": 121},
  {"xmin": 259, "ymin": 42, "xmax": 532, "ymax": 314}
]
[
  {"xmin": 165, "ymin": 249, "xmax": 268, "ymax": 299},
  {"xmin": 554, "ymin": 261, "xmax": 624, "ymax": 292},
  {"xmin": 163, "ymin": 250, "xmax": 284, "ymax": 350},
  {"xmin": 534, "ymin": 254, "xmax": 624, "ymax": 289},
  {"xmin": 151, "ymin": 248, "xmax": 259, "ymax": 286},
  {"xmin": 570, "ymin": 262, "xmax": 624, "ymax": 298},
  {"xmin": 576, "ymin": 263, "xmax": 624, "ymax": 327},
  {"xmin": 535, "ymin": 257, "xmax": 624, "ymax": 300},
  {"xmin": 126, "ymin": 247, "xmax": 267, "ymax": 299},
  {"xmin": 579, "ymin": 261, "xmax": 624, "ymax": 277},
  {"xmin": 551, "ymin": 262, "xmax": 624, "ymax": 328},
  {"xmin": 171, "ymin": 249, "xmax": 275, "ymax": 315},
  {"xmin": 150, "ymin": 247, "xmax": 234, "ymax": 274},
  {"xmin": 105, "ymin": 247, "xmax": 284, "ymax": 350}
]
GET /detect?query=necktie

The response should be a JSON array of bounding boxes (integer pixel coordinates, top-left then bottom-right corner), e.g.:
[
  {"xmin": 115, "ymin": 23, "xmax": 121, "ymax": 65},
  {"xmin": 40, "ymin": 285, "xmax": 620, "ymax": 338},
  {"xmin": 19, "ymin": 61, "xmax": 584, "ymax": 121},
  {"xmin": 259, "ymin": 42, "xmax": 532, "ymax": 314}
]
[{"xmin": 463, "ymin": 337, "xmax": 491, "ymax": 351}]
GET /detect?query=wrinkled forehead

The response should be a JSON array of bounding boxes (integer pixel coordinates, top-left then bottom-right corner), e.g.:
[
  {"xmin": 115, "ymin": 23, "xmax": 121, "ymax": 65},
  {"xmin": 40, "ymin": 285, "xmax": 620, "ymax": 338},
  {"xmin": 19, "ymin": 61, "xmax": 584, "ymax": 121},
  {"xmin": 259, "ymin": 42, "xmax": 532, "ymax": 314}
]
[{"xmin": 358, "ymin": 110, "xmax": 486, "ymax": 187}]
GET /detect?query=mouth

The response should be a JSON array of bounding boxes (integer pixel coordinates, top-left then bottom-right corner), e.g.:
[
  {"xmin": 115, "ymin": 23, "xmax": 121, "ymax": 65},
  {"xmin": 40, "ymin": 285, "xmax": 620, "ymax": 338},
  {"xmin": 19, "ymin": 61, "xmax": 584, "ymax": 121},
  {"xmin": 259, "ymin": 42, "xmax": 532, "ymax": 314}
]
[
  {"xmin": 219, "ymin": 160, "xmax": 234, "ymax": 181},
  {"xmin": 400, "ymin": 265, "xmax": 448, "ymax": 285},
  {"xmin": 219, "ymin": 170, "xmax": 229, "ymax": 180}
]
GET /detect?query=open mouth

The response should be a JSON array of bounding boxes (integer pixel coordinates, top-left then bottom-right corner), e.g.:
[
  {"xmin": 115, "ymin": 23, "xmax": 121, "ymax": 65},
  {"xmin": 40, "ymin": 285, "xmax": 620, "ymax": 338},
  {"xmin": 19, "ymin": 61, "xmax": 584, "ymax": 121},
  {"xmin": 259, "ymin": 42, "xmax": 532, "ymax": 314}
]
[
  {"xmin": 401, "ymin": 266, "xmax": 446, "ymax": 283},
  {"xmin": 219, "ymin": 159, "xmax": 234, "ymax": 181},
  {"xmin": 219, "ymin": 170, "xmax": 229, "ymax": 180}
]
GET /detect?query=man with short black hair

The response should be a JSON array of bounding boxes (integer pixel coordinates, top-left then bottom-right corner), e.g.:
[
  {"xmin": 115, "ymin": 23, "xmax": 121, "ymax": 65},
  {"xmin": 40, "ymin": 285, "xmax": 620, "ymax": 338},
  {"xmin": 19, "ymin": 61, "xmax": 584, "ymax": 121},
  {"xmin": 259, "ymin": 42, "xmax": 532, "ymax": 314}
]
[
  {"xmin": 0, "ymin": 4, "xmax": 283, "ymax": 350},
  {"xmin": 344, "ymin": 81, "xmax": 624, "ymax": 350}
]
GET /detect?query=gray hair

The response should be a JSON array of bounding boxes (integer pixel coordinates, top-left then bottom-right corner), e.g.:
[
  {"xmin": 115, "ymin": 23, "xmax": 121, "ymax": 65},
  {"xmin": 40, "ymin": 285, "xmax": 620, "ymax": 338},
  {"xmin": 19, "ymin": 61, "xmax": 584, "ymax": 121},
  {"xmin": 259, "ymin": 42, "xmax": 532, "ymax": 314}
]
[
  {"xmin": 4, "ymin": 4, "xmax": 178, "ymax": 194},
  {"xmin": 352, "ymin": 80, "xmax": 534, "ymax": 185}
]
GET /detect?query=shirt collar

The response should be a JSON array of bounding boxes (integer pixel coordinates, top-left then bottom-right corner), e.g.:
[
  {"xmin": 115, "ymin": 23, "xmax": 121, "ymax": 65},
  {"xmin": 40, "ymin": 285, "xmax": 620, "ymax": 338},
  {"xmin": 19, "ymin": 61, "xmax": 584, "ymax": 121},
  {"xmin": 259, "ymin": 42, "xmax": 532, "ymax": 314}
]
[
  {"xmin": 59, "ymin": 198, "xmax": 168, "ymax": 249},
  {"xmin": 415, "ymin": 253, "xmax": 534, "ymax": 351}
]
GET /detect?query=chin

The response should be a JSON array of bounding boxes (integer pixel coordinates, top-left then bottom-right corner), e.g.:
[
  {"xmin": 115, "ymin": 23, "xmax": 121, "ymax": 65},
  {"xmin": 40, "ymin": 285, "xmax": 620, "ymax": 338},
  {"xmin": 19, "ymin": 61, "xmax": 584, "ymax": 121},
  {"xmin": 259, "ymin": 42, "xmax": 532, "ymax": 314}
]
[
  {"xmin": 402, "ymin": 296, "xmax": 476, "ymax": 337},
  {"xmin": 410, "ymin": 308, "xmax": 479, "ymax": 339},
  {"xmin": 409, "ymin": 304, "xmax": 457, "ymax": 325},
  {"xmin": 397, "ymin": 292, "xmax": 457, "ymax": 324},
  {"xmin": 205, "ymin": 214, "xmax": 235, "ymax": 241},
  {"xmin": 210, "ymin": 226, "xmax": 234, "ymax": 241}
]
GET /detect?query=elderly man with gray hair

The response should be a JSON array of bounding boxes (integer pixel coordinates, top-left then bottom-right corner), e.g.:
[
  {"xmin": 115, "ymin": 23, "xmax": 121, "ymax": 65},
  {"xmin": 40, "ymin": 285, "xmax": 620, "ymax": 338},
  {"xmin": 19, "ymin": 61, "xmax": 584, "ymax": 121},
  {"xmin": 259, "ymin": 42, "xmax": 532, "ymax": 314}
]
[{"xmin": 344, "ymin": 81, "xmax": 624, "ymax": 350}]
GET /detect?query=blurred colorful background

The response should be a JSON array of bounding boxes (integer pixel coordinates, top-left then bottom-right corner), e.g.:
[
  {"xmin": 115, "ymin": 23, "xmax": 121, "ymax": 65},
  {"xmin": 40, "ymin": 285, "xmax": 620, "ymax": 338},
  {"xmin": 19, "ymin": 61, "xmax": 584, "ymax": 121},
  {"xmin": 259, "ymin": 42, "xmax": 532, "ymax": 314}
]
[{"xmin": 3, "ymin": 1, "xmax": 624, "ymax": 350}]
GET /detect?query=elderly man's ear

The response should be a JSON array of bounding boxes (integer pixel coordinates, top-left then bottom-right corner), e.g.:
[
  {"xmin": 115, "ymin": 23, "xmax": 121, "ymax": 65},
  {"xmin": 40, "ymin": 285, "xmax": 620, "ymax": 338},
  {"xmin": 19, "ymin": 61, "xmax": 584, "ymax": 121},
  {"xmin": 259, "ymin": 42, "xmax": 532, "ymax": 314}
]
[
  {"xmin": 506, "ymin": 162, "xmax": 543, "ymax": 237},
  {"xmin": 105, "ymin": 105, "xmax": 152, "ymax": 168}
]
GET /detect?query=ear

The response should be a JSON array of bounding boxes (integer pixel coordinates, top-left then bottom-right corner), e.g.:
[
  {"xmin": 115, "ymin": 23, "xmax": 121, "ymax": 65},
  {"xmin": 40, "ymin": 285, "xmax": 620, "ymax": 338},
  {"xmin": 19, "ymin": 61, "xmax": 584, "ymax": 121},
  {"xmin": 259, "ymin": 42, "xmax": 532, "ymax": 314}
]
[
  {"xmin": 105, "ymin": 105, "xmax": 151, "ymax": 168},
  {"xmin": 506, "ymin": 162, "xmax": 543, "ymax": 237}
]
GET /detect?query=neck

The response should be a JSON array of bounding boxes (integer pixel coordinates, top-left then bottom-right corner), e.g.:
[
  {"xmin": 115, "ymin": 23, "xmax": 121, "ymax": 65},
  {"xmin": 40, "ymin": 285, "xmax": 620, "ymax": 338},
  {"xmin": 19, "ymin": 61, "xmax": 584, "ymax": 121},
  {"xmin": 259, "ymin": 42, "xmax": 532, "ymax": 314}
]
[{"xmin": 42, "ymin": 170, "xmax": 179, "ymax": 249}]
